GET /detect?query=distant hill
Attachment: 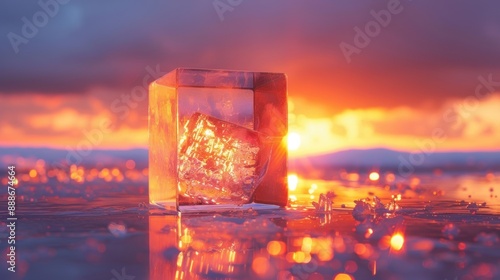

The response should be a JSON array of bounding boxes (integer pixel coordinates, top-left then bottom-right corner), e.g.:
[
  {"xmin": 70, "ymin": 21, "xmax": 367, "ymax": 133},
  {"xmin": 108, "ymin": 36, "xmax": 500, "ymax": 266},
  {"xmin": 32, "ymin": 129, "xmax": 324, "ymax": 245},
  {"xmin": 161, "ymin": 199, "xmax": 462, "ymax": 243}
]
[
  {"xmin": 0, "ymin": 147, "xmax": 148, "ymax": 169},
  {"xmin": 1, "ymin": 147, "xmax": 499, "ymax": 173},
  {"xmin": 290, "ymin": 148, "xmax": 500, "ymax": 174}
]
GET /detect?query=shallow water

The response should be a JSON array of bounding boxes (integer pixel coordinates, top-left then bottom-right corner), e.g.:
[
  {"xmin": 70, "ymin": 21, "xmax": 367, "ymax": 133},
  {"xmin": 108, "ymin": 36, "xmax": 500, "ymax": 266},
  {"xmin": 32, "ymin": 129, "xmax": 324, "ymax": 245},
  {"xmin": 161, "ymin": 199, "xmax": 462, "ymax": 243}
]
[{"xmin": 1, "ymin": 169, "xmax": 499, "ymax": 280}]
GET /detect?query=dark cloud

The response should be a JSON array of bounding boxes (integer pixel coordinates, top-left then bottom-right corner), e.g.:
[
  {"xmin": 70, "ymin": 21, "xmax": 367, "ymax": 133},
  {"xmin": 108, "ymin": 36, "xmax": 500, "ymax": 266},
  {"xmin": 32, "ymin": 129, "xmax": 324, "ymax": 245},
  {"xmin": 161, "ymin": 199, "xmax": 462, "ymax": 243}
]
[{"xmin": 1, "ymin": 0, "xmax": 500, "ymax": 112}]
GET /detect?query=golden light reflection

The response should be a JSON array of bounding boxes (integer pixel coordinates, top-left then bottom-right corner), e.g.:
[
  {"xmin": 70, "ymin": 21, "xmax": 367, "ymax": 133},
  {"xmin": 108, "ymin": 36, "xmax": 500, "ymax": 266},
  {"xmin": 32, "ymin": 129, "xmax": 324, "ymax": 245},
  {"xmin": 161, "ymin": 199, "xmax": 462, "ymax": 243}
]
[
  {"xmin": 1, "ymin": 157, "xmax": 147, "ymax": 191},
  {"xmin": 390, "ymin": 233, "xmax": 405, "ymax": 251},
  {"xmin": 334, "ymin": 273, "xmax": 354, "ymax": 280},
  {"xmin": 292, "ymin": 251, "xmax": 306, "ymax": 263},
  {"xmin": 252, "ymin": 256, "xmax": 270, "ymax": 277},
  {"xmin": 287, "ymin": 132, "xmax": 301, "ymax": 151},
  {"xmin": 301, "ymin": 237, "xmax": 312, "ymax": 253},
  {"xmin": 267, "ymin": 241, "xmax": 285, "ymax": 256},
  {"xmin": 369, "ymin": 172, "xmax": 380, "ymax": 181},
  {"xmin": 365, "ymin": 228, "xmax": 374, "ymax": 239},
  {"xmin": 288, "ymin": 174, "xmax": 298, "ymax": 191},
  {"xmin": 111, "ymin": 168, "xmax": 120, "ymax": 176}
]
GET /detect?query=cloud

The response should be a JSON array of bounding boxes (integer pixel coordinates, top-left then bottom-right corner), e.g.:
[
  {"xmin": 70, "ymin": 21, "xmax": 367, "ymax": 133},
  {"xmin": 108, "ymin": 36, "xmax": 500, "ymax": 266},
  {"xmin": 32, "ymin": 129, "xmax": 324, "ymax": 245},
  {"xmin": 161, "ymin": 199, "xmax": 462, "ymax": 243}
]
[
  {"xmin": 289, "ymin": 93, "xmax": 500, "ymax": 156},
  {"xmin": 0, "ymin": 89, "xmax": 147, "ymax": 148},
  {"xmin": 1, "ymin": 1, "xmax": 500, "ymax": 113},
  {"xmin": 2, "ymin": 1, "xmax": 500, "ymax": 152}
]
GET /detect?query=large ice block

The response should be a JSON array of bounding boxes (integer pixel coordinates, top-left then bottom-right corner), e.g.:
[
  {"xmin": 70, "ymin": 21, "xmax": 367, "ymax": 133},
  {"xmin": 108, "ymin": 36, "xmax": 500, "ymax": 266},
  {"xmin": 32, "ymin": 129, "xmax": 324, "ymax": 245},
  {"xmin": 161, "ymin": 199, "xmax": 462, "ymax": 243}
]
[
  {"xmin": 149, "ymin": 68, "xmax": 288, "ymax": 213},
  {"xmin": 178, "ymin": 113, "xmax": 268, "ymax": 205}
]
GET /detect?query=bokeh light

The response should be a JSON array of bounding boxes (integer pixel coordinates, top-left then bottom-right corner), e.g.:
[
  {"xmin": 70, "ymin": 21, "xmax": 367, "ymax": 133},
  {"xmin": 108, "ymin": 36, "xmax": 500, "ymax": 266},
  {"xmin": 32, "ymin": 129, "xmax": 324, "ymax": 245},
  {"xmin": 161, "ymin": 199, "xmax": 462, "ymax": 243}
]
[
  {"xmin": 390, "ymin": 233, "xmax": 405, "ymax": 251},
  {"xmin": 369, "ymin": 172, "xmax": 380, "ymax": 181},
  {"xmin": 334, "ymin": 273, "xmax": 354, "ymax": 280}
]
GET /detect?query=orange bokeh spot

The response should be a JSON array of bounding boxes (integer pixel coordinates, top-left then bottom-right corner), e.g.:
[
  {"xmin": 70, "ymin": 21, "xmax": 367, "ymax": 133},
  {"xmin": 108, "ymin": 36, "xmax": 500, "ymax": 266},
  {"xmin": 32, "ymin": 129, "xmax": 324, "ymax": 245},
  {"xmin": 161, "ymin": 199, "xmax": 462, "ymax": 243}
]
[
  {"xmin": 252, "ymin": 256, "xmax": 270, "ymax": 276},
  {"xmin": 390, "ymin": 233, "xmax": 405, "ymax": 251},
  {"xmin": 301, "ymin": 237, "xmax": 313, "ymax": 252},
  {"xmin": 333, "ymin": 273, "xmax": 354, "ymax": 280},
  {"xmin": 354, "ymin": 243, "xmax": 367, "ymax": 256},
  {"xmin": 267, "ymin": 241, "xmax": 285, "ymax": 256},
  {"xmin": 111, "ymin": 168, "xmax": 120, "ymax": 177},
  {"xmin": 385, "ymin": 173, "xmax": 396, "ymax": 182},
  {"xmin": 99, "ymin": 168, "xmax": 109, "ymax": 178},
  {"xmin": 29, "ymin": 169, "xmax": 37, "ymax": 178},
  {"xmin": 369, "ymin": 172, "xmax": 380, "ymax": 181},
  {"xmin": 125, "ymin": 160, "xmax": 136, "ymax": 169}
]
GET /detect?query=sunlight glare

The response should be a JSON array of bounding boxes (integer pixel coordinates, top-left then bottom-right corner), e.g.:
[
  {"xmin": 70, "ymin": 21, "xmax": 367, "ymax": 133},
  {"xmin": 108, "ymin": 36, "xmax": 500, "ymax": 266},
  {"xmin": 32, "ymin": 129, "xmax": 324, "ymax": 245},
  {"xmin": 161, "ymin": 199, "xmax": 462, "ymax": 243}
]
[
  {"xmin": 390, "ymin": 233, "xmax": 405, "ymax": 251},
  {"xmin": 288, "ymin": 174, "xmax": 298, "ymax": 191},
  {"xmin": 287, "ymin": 132, "xmax": 301, "ymax": 151}
]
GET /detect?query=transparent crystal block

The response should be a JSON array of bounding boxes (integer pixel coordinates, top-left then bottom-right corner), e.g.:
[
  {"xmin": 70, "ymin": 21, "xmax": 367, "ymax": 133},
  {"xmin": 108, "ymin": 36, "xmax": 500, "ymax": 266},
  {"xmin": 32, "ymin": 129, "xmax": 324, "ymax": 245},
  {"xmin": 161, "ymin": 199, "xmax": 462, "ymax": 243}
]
[{"xmin": 149, "ymin": 68, "xmax": 288, "ymax": 213}]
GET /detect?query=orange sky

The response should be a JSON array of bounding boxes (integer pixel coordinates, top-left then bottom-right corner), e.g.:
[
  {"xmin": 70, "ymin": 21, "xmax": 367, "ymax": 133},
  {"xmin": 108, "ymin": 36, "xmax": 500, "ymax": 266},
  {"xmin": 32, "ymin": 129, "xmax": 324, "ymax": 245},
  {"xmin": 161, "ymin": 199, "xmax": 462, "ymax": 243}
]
[
  {"xmin": 1, "ymin": 2, "xmax": 500, "ymax": 155},
  {"xmin": 1, "ymin": 89, "xmax": 500, "ymax": 156}
]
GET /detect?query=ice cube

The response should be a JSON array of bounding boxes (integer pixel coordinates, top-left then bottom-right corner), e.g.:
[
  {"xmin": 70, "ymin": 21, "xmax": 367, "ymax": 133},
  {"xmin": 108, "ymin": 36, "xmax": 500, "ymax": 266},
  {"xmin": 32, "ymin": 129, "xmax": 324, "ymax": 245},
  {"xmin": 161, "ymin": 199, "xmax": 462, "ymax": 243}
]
[
  {"xmin": 178, "ymin": 113, "xmax": 269, "ymax": 205},
  {"xmin": 149, "ymin": 68, "xmax": 288, "ymax": 212},
  {"xmin": 312, "ymin": 191, "xmax": 335, "ymax": 213}
]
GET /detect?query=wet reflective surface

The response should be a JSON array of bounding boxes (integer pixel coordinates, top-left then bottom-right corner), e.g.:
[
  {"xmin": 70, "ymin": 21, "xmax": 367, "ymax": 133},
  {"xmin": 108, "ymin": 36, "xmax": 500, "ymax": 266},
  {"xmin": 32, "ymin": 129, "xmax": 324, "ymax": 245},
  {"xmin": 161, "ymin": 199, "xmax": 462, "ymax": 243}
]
[{"xmin": 1, "ymin": 169, "xmax": 499, "ymax": 280}]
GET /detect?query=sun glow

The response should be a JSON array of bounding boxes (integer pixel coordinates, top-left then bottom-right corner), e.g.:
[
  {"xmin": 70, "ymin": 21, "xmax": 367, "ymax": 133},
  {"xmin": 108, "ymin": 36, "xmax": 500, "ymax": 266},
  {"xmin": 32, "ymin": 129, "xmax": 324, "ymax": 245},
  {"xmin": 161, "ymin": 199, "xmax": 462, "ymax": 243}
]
[
  {"xmin": 287, "ymin": 132, "xmax": 301, "ymax": 151},
  {"xmin": 288, "ymin": 174, "xmax": 299, "ymax": 191}
]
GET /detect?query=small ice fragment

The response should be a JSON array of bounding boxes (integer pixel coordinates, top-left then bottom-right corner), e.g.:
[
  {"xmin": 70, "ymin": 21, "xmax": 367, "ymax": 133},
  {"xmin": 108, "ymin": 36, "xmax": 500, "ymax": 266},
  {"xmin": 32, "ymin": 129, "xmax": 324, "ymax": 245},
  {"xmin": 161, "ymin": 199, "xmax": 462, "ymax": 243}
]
[
  {"xmin": 353, "ymin": 200, "xmax": 372, "ymax": 221},
  {"xmin": 386, "ymin": 200, "xmax": 401, "ymax": 212},
  {"xmin": 372, "ymin": 196, "xmax": 387, "ymax": 215},
  {"xmin": 108, "ymin": 222, "xmax": 127, "ymax": 238},
  {"xmin": 312, "ymin": 191, "xmax": 334, "ymax": 213},
  {"xmin": 466, "ymin": 202, "xmax": 479, "ymax": 214},
  {"xmin": 442, "ymin": 223, "xmax": 460, "ymax": 240},
  {"xmin": 319, "ymin": 213, "xmax": 333, "ymax": 225},
  {"xmin": 356, "ymin": 220, "xmax": 374, "ymax": 237}
]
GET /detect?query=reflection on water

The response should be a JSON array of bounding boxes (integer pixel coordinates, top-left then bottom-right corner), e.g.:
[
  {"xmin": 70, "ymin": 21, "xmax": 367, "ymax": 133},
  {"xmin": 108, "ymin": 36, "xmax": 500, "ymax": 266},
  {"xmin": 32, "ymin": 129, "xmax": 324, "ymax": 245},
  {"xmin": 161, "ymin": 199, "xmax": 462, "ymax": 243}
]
[{"xmin": 0, "ymin": 167, "xmax": 499, "ymax": 279}]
